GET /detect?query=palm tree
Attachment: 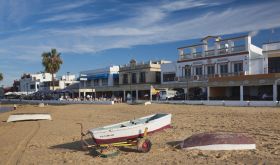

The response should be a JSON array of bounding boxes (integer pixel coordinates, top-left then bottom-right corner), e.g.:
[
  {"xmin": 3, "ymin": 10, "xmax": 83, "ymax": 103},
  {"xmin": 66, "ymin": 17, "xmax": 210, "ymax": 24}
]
[
  {"xmin": 41, "ymin": 49, "xmax": 63, "ymax": 90},
  {"xmin": 0, "ymin": 73, "xmax": 3, "ymax": 81}
]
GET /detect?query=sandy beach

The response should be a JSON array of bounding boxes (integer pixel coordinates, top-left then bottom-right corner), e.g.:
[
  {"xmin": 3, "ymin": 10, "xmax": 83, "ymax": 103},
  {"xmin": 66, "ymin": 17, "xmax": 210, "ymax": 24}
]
[{"xmin": 0, "ymin": 103, "xmax": 280, "ymax": 164}]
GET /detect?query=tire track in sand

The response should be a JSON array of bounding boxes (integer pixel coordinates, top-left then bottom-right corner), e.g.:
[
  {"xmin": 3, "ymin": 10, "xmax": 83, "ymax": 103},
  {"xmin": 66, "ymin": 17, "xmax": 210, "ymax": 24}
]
[
  {"xmin": 0, "ymin": 124, "xmax": 15, "ymax": 138},
  {"xmin": 6, "ymin": 122, "xmax": 41, "ymax": 165}
]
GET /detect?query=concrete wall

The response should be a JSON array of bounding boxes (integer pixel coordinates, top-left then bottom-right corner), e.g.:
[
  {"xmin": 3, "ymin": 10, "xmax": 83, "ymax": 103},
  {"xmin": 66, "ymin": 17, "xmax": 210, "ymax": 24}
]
[
  {"xmin": 151, "ymin": 100, "xmax": 279, "ymax": 107},
  {"xmin": 249, "ymin": 45, "xmax": 265, "ymax": 74},
  {"xmin": 1, "ymin": 99, "xmax": 114, "ymax": 105}
]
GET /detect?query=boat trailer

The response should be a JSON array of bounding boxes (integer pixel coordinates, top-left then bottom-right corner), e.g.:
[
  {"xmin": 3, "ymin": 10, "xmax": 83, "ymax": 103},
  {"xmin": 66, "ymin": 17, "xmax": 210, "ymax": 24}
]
[{"xmin": 78, "ymin": 123, "xmax": 152, "ymax": 156}]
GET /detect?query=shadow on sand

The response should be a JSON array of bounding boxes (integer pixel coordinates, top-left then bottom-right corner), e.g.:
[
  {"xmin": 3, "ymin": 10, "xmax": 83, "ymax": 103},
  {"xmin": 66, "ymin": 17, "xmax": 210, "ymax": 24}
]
[
  {"xmin": 118, "ymin": 146, "xmax": 140, "ymax": 153},
  {"xmin": 50, "ymin": 138, "xmax": 140, "ymax": 156},
  {"xmin": 50, "ymin": 140, "xmax": 85, "ymax": 151},
  {"xmin": 166, "ymin": 140, "xmax": 182, "ymax": 149}
]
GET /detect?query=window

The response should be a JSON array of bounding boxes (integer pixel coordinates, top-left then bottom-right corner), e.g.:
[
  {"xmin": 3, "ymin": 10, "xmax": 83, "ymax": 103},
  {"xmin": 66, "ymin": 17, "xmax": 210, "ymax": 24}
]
[
  {"xmin": 195, "ymin": 66, "xmax": 202, "ymax": 75},
  {"xmin": 139, "ymin": 72, "xmax": 146, "ymax": 83},
  {"xmin": 268, "ymin": 57, "xmax": 280, "ymax": 73},
  {"xmin": 30, "ymin": 84, "xmax": 35, "ymax": 89},
  {"xmin": 94, "ymin": 79, "xmax": 99, "ymax": 86},
  {"xmin": 233, "ymin": 62, "xmax": 243, "ymax": 74},
  {"xmin": 102, "ymin": 79, "xmax": 108, "ymax": 86},
  {"xmin": 220, "ymin": 64, "xmax": 228, "ymax": 75},
  {"xmin": 123, "ymin": 74, "xmax": 128, "ymax": 84},
  {"xmin": 163, "ymin": 73, "xmax": 176, "ymax": 82},
  {"xmin": 156, "ymin": 72, "xmax": 161, "ymax": 83},
  {"xmin": 86, "ymin": 80, "xmax": 91, "ymax": 87},
  {"xmin": 185, "ymin": 66, "xmax": 191, "ymax": 78},
  {"xmin": 113, "ymin": 77, "xmax": 119, "ymax": 85},
  {"xmin": 131, "ymin": 73, "xmax": 137, "ymax": 84},
  {"xmin": 207, "ymin": 65, "xmax": 215, "ymax": 75}
]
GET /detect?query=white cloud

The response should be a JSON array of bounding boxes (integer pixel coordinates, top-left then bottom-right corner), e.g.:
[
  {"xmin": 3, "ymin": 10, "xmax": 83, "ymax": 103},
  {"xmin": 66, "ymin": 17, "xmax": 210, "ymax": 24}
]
[
  {"xmin": 0, "ymin": 0, "xmax": 39, "ymax": 28},
  {"xmin": 39, "ymin": 13, "xmax": 96, "ymax": 23},
  {"xmin": 160, "ymin": 0, "xmax": 219, "ymax": 12},
  {"xmin": 45, "ymin": 0, "xmax": 94, "ymax": 13}
]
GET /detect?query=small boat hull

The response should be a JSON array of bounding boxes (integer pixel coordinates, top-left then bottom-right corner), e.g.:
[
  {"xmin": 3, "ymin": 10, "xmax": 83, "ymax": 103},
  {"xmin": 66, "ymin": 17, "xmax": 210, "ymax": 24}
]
[
  {"xmin": 89, "ymin": 114, "xmax": 172, "ymax": 144},
  {"xmin": 7, "ymin": 113, "xmax": 52, "ymax": 122},
  {"xmin": 179, "ymin": 132, "xmax": 256, "ymax": 150}
]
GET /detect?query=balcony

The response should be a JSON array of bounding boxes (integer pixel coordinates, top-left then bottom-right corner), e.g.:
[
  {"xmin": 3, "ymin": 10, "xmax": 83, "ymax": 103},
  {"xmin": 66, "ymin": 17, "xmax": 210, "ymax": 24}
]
[
  {"xmin": 263, "ymin": 41, "xmax": 280, "ymax": 51},
  {"xmin": 180, "ymin": 45, "xmax": 246, "ymax": 60},
  {"xmin": 192, "ymin": 52, "xmax": 203, "ymax": 57},
  {"xmin": 205, "ymin": 50, "xmax": 215, "ymax": 57},
  {"xmin": 177, "ymin": 72, "xmax": 245, "ymax": 82},
  {"xmin": 231, "ymin": 45, "xmax": 246, "ymax": 53}
]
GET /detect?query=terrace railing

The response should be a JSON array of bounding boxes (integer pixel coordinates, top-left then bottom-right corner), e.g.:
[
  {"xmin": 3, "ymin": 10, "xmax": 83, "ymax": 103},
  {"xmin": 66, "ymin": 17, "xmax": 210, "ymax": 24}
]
[
  {"xmin": 177, "ymin": 72, "xmax": 245, "ymax": 82},
  {"xmin": 179, "ymin": 45, "xmax": 247, "ymax": 61},
  {"xmin": 231, "ymin": 45, "xmax": 246, "ymax": 53},
  {"xmin": 205, "ymin": 50, "xmax": 215, "ymax": 57}
]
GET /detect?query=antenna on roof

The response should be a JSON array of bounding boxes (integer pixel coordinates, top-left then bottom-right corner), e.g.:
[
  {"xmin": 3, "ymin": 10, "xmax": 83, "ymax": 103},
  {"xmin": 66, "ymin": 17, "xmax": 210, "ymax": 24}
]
[{"xmin": 269, "ymin": 28, "xmax": 275, "ymax": 43}]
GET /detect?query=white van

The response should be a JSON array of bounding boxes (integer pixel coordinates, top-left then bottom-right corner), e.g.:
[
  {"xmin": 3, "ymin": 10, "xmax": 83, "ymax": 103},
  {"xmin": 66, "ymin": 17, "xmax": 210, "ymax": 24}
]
[{"xmin": 159, "ymin": 89, "xmax": 177, "ymax": 100}]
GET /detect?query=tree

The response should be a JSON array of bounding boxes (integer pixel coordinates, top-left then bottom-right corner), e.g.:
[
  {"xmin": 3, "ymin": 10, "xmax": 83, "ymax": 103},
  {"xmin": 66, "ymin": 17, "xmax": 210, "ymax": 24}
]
[
  {"xmin": 0, "ymin": 73, "xmax": 3, "ymax": 81},
  {"xmin": 42, "ymin": 49, "xmax": 63, "ymax": 90}
]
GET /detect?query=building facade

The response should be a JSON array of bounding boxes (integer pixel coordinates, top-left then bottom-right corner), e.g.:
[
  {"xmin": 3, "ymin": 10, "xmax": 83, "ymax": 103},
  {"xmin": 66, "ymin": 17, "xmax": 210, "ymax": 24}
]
[
  {"xmin": 77, "ymin": 60, "xmax": 170, "ymax": 100},
  {"xmin": 78, "ymin": 66, "xmax": 119, "ymax": 98},
  {"xmin": 19, "ymin": 72, "xmax": 78, "ymax": 94},
  {"xmin": 19, "ymin": 73, "xmax": 53, "ymax": 93},
  {"xmin": 39, "ymin": 74, "xmax": 77, "ymax": 91},
  {"xmin": 71, "ymin": 34, "xmax": 280, "ymax": 102},
  {"xmin": 159, "ymin": 35, "xmax": 279, "ymax": 101},
  {"xmin": 263, "ymin": 41, "xmax": 280, "ymax": 73},
  {"xmin": 117, "ymin": 59, "xmax": 170, "ymax": 100}
]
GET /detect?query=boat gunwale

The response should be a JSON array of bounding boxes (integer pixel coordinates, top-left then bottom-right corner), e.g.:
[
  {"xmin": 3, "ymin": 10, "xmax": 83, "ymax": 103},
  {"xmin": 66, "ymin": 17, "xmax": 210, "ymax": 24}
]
[{"xmin": 88, "ymin": 113, "xmax": 171, "ymax": 134}]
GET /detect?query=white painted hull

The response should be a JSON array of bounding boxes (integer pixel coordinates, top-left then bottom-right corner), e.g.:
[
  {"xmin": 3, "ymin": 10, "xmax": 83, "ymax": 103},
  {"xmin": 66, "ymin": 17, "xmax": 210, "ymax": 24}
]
[
  {"xmin": 186, "ymin": 144, "xmax": 256, "ymax": 150},
  {"xmin": 7, "ymin": 114, "xmax": 52, "ymax": 122},
  {"xmin": 89, "ymin": 114, "xmax": 172, "ymax": 144}
]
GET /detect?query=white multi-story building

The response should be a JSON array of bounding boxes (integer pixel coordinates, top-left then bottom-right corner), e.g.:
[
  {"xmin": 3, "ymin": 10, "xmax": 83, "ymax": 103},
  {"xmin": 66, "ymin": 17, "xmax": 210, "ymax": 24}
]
[
  {"xmin": 19, "ymin": 72, "xmax": 78, "ymax": 94},
  {"xmin": 19, "ymin": 73, "xmax": 53, "ymax": 93},
  {"xmin": 161, "ymin": 35, "xmax": 265, "ymax": 84},
  {"xmin": 39, "ymin": 73, "xmax": 77, "ymax": 91},
  {"xmin": 159, "ymin": 35, "xmax": 280, "ymax": 101}
]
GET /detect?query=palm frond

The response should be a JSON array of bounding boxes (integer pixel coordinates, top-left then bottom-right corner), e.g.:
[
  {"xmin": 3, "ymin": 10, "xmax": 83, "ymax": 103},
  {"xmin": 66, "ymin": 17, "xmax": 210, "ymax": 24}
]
[{"xmin": 0, "ymin": 73, "xmax": 3, "ymax": 81}]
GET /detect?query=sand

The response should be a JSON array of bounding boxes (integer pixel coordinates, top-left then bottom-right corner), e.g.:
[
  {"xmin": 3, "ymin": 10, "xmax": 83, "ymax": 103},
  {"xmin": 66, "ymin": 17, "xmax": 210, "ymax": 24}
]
[{"xmin": 0, "ymin": 103, "xmax": 280, "ymax": 164}]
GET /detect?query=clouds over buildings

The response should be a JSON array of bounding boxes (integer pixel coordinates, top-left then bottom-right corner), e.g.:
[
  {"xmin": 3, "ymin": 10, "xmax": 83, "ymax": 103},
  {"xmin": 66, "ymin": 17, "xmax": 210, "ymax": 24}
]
[{"xmin": 0, "ymin": 0, "xmax": 280, "ymax": 85}]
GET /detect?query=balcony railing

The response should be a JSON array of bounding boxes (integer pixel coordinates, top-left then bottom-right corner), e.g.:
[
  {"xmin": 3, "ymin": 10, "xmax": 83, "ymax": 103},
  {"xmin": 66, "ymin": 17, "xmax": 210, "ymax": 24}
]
[
  {"xmin": 180, "ymin": 45, "xmax": 247, "ymax": 60},
  {"xmin": 217, "ymin": 48, "xmax": 228, "ymax": 55},
  {"xmin": 192, "ymin": 52, "xmax": 203, "ymax": 57},
  {"xmin": 205, "ymin": 50, "xmax": 215, "ymax": 57},
  {"xmin": 231, "ymin": 45, "xmax": 246, "ymax": 53},
  {"xmin": 177, "ymin": 72, "xmax": 244, "ymax": 82},
  {"xmin": 181, "ymin": 53, "xmax": 192, "ymax": 60}
]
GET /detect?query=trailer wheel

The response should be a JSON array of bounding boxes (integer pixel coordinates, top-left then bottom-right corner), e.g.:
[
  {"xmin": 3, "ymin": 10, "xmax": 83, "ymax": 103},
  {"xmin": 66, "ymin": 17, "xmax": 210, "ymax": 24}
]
[{"xmin": 137, "ymin": 138, "xmax": 152, "ymax": 153}]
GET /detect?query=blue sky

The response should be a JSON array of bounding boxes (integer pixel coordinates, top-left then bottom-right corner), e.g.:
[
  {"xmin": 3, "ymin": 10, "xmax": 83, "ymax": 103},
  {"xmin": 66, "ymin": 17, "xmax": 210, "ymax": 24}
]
[{"xmin": 1, "ymin": 0, "xmax": 280, "ymax": 86}]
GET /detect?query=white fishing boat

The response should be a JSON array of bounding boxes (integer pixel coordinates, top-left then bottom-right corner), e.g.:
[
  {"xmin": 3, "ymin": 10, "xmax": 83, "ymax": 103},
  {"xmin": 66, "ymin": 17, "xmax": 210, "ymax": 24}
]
[
  {"xmin": 7, "ymin": 113, "xmax": 52, "ymax": 122},
  {"xmin": 84, "ymin": 113, "xmax": 172, "ymax": 145}
]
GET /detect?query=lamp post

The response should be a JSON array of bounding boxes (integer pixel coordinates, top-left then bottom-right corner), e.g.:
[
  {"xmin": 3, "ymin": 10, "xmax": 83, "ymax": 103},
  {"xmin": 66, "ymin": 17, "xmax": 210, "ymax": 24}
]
[
  {"xmin": 129, "ymin": 72, "xmax": 132, "ymax": 102},
  {"xmin": 26, "ymin": 83, "xmax": 29, "ymax": 95}
]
